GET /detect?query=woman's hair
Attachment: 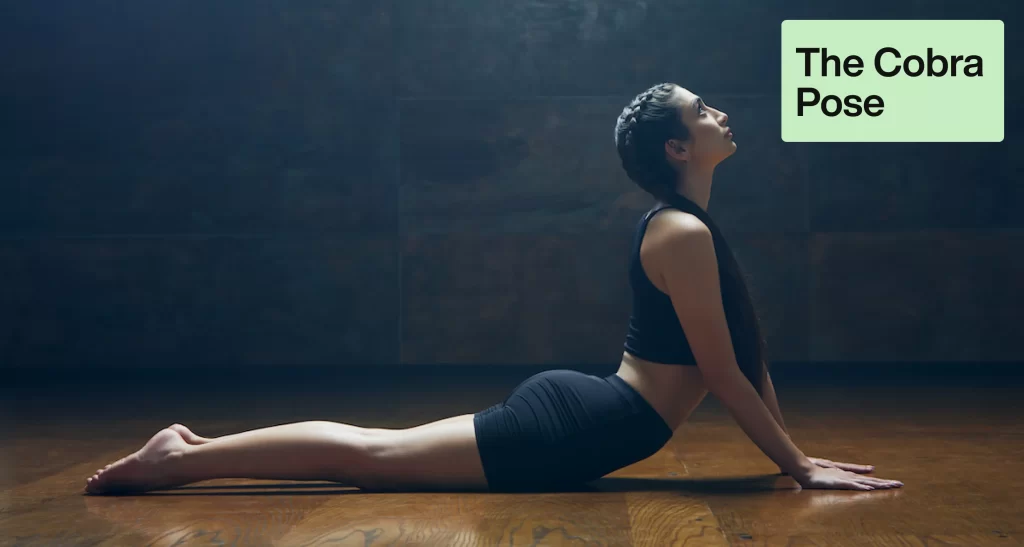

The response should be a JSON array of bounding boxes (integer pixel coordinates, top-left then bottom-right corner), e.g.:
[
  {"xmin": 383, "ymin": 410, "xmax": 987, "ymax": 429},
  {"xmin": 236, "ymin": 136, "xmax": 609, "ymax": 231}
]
[{"xmin": 614, "ymin": 83, "xmax": 770, "ymax": 396}]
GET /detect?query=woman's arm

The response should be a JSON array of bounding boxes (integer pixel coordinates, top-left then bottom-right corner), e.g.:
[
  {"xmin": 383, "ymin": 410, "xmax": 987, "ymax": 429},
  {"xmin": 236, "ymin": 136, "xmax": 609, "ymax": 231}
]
[
  {"xmin": 761, "ymin": 366, "xmax": 788, "ymax": 437},
  {"xmin": 659, "ymin": 219, "xmax": 815, "ymax": 480},
  {"xmin": 761, "ymin": 366, "xmax": 796, "ymax": 475}
]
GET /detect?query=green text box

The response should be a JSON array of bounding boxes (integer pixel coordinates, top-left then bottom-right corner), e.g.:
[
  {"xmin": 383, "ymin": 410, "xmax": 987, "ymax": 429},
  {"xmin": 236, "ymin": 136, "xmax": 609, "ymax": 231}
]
[{"xmin": 781, "ymin": 20, "xmax": 1003, "ymax": 142}]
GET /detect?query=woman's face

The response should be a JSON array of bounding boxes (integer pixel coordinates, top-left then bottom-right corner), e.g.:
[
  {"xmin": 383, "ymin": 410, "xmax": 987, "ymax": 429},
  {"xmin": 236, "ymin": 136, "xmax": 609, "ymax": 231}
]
[{"xmin": 667, "ymin": 86, "xmax": 736, "ymax": 167}]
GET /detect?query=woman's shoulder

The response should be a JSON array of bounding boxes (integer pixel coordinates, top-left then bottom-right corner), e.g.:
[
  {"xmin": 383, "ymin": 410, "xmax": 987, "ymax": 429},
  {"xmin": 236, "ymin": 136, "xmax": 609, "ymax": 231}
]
[
  {"xmin": 647, "ymin": 207, "xmax": 710, "ymax": 240},
  {"xmin": 641, "ymin": 207, "xmax": 715, "ymax": 271}
]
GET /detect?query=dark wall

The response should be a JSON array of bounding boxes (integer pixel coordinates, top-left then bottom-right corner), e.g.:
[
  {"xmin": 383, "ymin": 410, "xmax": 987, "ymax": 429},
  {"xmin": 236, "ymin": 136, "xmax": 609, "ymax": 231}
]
[{"xmin": 1, "ymin": 1, "xmax": 1020, "ymax": 368}]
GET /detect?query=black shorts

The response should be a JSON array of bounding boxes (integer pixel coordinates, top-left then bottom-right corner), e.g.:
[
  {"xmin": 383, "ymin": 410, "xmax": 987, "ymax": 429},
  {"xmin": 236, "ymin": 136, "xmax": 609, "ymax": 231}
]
[{"xmin": 472, "ymin": 369, "xmax": 674, "ymax": 492}]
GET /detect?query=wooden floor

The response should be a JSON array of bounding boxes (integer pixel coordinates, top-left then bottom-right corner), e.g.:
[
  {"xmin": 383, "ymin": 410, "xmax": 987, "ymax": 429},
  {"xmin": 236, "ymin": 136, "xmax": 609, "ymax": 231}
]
[{"xmin": 1, "ymin": 363, "xmax": 1021, "ymax": 546}]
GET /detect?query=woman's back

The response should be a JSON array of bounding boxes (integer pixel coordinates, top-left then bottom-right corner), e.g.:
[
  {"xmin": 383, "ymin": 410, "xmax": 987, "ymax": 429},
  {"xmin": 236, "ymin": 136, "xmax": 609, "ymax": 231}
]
[{"xmin": 615, "ymin": 206, "xmax": 713, "ymax": 431}]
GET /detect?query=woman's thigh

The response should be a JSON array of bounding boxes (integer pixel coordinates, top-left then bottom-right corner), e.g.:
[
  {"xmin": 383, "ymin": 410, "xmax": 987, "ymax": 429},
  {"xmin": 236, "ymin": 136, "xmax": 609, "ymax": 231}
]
[{"xmin": 365, "ymin": 413, "xmax": 489, "ymax": 492}]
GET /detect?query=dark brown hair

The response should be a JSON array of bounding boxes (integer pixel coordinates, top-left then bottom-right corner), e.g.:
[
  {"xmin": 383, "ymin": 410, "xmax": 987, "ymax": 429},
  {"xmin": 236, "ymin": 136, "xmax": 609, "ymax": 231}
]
[{"xmin": 613, "ymin": 83, "xmax": 769, "ymax": 396}]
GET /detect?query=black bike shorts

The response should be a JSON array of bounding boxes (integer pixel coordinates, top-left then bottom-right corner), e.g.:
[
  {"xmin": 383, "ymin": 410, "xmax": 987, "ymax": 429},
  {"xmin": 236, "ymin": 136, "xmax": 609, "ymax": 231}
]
[{"xmin": 473, "ymin": 369, "xmax": 674, "ymax": 492}]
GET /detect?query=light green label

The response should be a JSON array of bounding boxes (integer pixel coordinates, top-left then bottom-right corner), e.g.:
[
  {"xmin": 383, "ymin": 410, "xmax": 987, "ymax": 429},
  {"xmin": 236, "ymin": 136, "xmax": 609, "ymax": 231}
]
[{"xmin": 781, "ymin": 20, "xmax": 1003, "ymax": 142}]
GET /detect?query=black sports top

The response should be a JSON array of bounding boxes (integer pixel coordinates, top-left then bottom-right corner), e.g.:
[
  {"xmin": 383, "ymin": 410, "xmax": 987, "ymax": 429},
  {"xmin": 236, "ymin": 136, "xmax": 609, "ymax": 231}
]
[{"xmin": 623, "ymin": 198, "xmax": 706, "ymax": 366}]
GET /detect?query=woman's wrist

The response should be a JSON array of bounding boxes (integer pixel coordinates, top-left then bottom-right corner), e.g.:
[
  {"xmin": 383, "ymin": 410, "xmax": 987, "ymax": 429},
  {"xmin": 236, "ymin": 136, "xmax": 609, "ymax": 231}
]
[{"xmin": 788, "ymin": 459, "xmax": 817, "ymax": 482}]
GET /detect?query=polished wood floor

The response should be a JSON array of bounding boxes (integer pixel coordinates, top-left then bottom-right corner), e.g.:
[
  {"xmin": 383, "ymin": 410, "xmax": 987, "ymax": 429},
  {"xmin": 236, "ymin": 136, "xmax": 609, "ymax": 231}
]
[{"xmin": 2, "ymin": 364, "xmax": 1021, "ymax": 546}]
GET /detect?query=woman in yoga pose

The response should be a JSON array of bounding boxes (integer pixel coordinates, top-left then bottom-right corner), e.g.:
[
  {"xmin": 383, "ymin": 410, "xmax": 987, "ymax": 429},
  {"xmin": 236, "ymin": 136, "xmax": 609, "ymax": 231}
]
[{"xmin": 85, "ymin": 83, "xmax": 903, "ymax": 495}]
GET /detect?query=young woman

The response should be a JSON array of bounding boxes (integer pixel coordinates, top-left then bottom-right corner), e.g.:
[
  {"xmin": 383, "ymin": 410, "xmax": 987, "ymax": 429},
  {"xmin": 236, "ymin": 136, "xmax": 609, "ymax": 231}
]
[{"xmin": 85, "ymin": 83, "xmax": 903, "ymax": 495}]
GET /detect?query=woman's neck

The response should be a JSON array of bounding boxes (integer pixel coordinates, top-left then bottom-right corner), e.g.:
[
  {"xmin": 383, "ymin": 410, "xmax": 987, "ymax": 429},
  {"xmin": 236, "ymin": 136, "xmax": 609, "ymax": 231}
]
[{"xmin": 675, "ymin": 164, "xmax": 714, "ymax": 211}]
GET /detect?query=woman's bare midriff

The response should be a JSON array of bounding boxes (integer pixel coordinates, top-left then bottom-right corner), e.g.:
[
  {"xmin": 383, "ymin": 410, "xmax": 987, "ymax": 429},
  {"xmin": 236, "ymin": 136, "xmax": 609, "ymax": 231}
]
[{"xmin": 615, "ymin": 351, "xmax": 709, "ymax": 431}]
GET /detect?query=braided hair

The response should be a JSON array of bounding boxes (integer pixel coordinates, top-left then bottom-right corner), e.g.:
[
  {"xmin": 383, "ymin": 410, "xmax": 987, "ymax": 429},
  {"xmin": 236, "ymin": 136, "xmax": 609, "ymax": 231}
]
[
  {"xmin": 614, "ymin": 83, "xmax": 682, "ymax": 202},
  {"xmin": 614, "ymin": 83, "xmax": 770, "ymax": 397}
]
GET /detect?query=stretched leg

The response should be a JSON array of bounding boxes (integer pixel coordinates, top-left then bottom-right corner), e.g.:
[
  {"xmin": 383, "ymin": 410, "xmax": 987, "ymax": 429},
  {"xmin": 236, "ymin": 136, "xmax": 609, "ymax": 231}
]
[
  {"xmin": 167, "ymin": 422, "xmax": 379, "ymax": 445},
  {"xmin": 85, "ymin": 421, "xmax": 380, "ymax": 494},
  {"xmin": 168, "ymin": 418, "xmax": 438, "ymax": 445},
  {"xmin": 85, "ymin": 416, "xmax": 489, "ymax": 494},
  {"xmin": 367, "ymin": 413, "xmax": 489, "ymax": 492}
]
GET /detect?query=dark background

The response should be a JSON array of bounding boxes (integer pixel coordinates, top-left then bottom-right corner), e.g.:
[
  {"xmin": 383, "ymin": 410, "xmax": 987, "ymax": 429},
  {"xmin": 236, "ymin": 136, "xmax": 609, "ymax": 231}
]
[{"xmin": 1, "ymin": 1, "xmax": 1020, "ymax": 380}]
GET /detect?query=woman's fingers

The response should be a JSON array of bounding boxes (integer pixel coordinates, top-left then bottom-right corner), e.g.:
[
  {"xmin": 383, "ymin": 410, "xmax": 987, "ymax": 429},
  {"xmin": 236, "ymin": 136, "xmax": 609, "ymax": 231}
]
[
  {"xmin": 854, "ymin": 476, "xmax": 903, "ymax": 488},
  {"xmin": 832, "ymin": 460, "xmax": 875, "ymax": 474}
]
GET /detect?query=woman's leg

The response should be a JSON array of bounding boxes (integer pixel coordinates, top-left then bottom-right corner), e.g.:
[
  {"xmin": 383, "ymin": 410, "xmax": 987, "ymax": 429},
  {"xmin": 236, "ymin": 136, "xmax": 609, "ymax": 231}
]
[
  {"xmin": 85, "ymin": 415, "xmax": 489, "ymax": 494},
  {"xmin": 365, "ymin": 413, "xmax": 489, "ymax": 492},
  {"xmin": 167, "ymin": 421, "xmax": 373, "ymax": 446},
  {"xmin": 173, "ymin": 415, "xmax": 489, "ymax": 491},
  {"xmin": 167, "ymin": 416, "xmax": 457, "ymax": 445}
]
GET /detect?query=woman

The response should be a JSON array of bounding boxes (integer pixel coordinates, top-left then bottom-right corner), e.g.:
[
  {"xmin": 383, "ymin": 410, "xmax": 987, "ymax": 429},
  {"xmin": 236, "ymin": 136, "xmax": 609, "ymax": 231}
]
[{"xmin": 85, "ymin": 83, "xmax": 903, "ymax": 495}]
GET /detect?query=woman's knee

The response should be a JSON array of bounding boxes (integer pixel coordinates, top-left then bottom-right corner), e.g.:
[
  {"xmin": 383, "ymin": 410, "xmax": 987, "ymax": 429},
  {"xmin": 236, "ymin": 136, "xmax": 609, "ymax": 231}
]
[
  {"xmin": 347, "ymin": 430, "xmax": 406, "ymax": 489},
  {"xmin": 353, "ymin": 418, "xmax": 488, "ymax": 491},
  {"xmin": 305, "ymin": 426, "xmax": 389, "ymax": 489}
]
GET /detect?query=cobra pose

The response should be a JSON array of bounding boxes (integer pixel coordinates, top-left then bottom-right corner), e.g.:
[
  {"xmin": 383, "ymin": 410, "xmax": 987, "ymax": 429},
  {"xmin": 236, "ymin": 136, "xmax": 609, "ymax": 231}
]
[{"xmin": 85, "ymin": 83, "xmax": 903, "ymax": 495}]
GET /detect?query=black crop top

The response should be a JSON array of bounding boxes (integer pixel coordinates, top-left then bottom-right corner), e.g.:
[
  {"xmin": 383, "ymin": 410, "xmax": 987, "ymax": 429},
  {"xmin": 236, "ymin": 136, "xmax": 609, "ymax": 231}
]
[{"xmin": 623, "ymin": 203, "xmax": 699, "ymax": 365}]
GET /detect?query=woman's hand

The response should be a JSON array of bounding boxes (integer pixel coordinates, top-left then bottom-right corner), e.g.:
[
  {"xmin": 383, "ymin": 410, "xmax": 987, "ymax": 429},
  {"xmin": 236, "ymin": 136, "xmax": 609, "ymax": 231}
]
[
  {"xmin": 779, "ymin": 456, "xmax": 875, "ymax": 476},
  {"xmin": 794, "ymin": 465, "xmax": 903, "ymax": 491}
]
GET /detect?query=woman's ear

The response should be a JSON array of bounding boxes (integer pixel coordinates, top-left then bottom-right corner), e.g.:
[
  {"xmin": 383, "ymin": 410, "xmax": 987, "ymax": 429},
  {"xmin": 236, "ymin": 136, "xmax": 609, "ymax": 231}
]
[{"xmin": 665, "ymin": 140, "xmax": 688, "ymax": 162}]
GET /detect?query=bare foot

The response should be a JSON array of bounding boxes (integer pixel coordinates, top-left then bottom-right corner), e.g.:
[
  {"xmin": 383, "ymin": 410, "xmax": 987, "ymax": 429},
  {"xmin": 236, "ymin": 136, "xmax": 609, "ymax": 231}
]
[
  {"xmin": 168, "ymin": 423, "xmax": 215, "ymax": 445},
  {"xmin": 85, "ymin": 428, "xmax": 192, "ymax": 494}
]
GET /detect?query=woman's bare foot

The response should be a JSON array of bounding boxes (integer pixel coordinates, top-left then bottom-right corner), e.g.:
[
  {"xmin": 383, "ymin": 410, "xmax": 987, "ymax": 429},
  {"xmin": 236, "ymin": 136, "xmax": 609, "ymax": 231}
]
[
  {"xmin": 85, "ymin": 428, "xmax": 192, "ymax": 494},
  {"xmin": 168, "ymin": 423, "xmax": 215, "ymax": 445}
]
